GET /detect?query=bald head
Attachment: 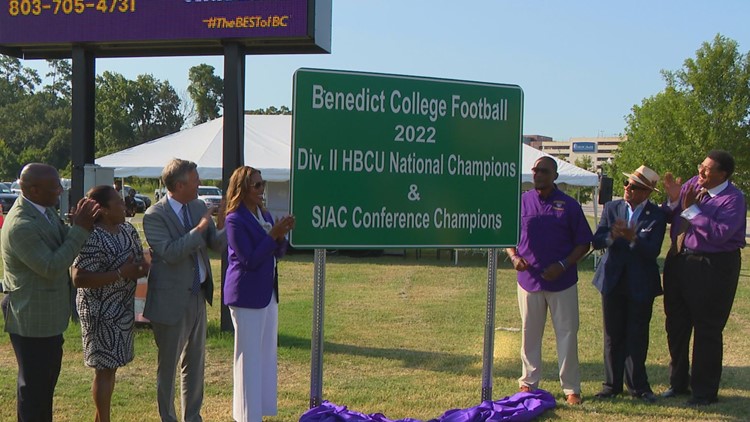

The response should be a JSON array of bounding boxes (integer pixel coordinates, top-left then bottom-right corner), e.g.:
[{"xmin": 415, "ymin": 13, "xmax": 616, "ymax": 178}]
[{"xmin": 19, "ymin": 163, "xmax": 62, "ymax": 207}]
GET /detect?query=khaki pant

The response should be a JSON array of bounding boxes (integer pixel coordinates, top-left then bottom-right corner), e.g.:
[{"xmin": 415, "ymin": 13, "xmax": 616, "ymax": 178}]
[{"xmin": 517, "ymin": 283, "xmax": 581, "ymax": 396}]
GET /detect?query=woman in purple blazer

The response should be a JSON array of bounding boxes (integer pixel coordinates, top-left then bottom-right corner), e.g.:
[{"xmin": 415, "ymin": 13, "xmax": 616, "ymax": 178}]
[{"xmin": 223, "ymin": 166, "xmax": 295, "ymax": 422}]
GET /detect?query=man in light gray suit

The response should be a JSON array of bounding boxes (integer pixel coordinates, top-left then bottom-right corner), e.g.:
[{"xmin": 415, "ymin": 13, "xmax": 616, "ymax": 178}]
[
  {"xmin": 2, "ymin": 163, "xmax": 99, "ymax": 422},
  {"xmin": 143, "ymin": 159, "xmax": 226, "ymax": 422}
]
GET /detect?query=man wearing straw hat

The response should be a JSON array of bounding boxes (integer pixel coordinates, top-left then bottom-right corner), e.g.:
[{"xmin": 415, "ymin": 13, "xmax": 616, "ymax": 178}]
[{"xmin": 592, "ymin": 165, "xmax": 666, "ymax": 403}]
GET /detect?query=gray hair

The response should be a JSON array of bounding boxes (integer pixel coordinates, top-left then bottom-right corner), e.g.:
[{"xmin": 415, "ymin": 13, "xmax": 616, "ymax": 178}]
[{"xmin": 162, "ymin": 158, "xmax": 198, "ymax": 192}]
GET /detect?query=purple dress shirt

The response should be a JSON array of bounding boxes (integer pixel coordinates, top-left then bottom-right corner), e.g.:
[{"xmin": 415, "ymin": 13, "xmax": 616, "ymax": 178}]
[
  {"xmin": 669, "ymin": 175, "xmax": 746, "ymax": 253},
  {"xmin": 516, "ymin": 188, "xmax": 593, "ymax": 292}
]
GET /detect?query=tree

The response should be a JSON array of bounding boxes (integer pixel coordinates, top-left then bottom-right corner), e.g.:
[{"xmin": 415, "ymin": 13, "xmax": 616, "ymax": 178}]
[
  {"xmin": 0, "ymin": 57, "xmax": 70, "ymax": 178},
  {"xmin": 614, "ymin": 34, "xmax": 750, "ymax": 196},
  {"xmin": 95, "ymin": 71, "xmax": 184, "ymax": 156},
  {"xmin": 0, "ymin": 56, "xmax": 40, "ymax": 107},
  {"xmin": 247, "ymin": 105, "xmax": 291, "ymax": 115},
  {"xmin": 187, "ymin": 64, "xmax": 223, "ymax": 126}
]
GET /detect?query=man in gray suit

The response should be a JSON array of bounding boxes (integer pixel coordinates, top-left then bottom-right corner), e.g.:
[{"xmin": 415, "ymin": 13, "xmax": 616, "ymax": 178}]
[
  {"xmin": 1, "ymin": 163, "xmax": 99, "ymax": 421},
  {"xmin": 143, "ymin": 159, "xmax": 226, "ymax": 422}
]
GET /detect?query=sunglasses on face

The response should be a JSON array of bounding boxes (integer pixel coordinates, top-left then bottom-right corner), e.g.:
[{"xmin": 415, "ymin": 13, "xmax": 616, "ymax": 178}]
[
  {"xmin": 623, "ymin": 180, "xmax": 649, "ymax": 191},
  {"xmin": 249, "ymin": 180, "xmax": 267, "ymax": 190},
  {"xmin": 531, "ymin": 167, "xmax": 552, "ymax": 174}
]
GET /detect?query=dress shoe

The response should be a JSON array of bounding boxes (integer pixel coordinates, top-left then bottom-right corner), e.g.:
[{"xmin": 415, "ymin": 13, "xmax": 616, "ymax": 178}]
[
  {"xmin": 686, "ymin": 397, "xmax": 717, "ymax": 406},
  {"xmin": 634, "ymin": 391, "xmax": 657, "ymax": 403},
  {"xmin": 661, "ymin": 387, "xmax": 690, "ymax": 398},
  {"xmin": 594, "ymin": 390, "xmax": 619, "ymax": 399},
  {"xmin": 566, "ymin": 393, "xmax": 582, "ymax": 405},
  {"xmin": 519, "ymin": 385, "xmax": 532, "ymax": 393}
]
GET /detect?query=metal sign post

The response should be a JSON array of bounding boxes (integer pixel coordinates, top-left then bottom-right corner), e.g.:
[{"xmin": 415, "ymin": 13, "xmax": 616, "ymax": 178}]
[
  {"xmin": 309, "ymin": 248, "xmax": 327, "ymax": 408},
  {"xmin": 481, "ymin": 248, "xmax": 498, "ymax": 401}
]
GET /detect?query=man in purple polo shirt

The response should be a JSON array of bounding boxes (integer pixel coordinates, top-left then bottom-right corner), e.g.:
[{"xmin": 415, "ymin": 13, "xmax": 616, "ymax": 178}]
[
  {"xmin": 660, "ymin": 150, "xmax": 746, "ymax": 406},
  {"xmin": 506, "ymin": 156, "xmax": 592, "ymax": 405}
]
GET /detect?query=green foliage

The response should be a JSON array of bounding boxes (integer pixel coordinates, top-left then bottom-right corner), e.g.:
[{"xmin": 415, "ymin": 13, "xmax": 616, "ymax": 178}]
[
  {"xmin": 95, "ymin": 72, "xmax": 184, "ymax": 156},
  {"xmin": 0, "ymin": 58, "xmax": 187, "ymax": 179},
  {"xmin": 616, "ymin": 34, "xmax": 750, "ymax": 198},
  {"xmin": 247, "ymin": 105, "xmax": 292, "ymax": 115},
  {"xmin": 187, "ymin": 64, "xmax": 223, "ymax": 126}
]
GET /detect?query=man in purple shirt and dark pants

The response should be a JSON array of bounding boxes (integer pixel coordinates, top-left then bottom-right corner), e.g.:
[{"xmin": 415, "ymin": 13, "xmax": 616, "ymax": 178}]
[
  {"xmin": 661, "ymin": 150, "xmax": 746, "ymax": 406},
  {"xmin": 506, "ymin": 156, "xmax": 592, "ymax": 405}
]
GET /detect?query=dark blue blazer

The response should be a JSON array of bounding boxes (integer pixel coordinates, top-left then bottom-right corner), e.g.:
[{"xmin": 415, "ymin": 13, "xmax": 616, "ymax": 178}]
[{"xmin": 591, "ymin": 200, "xmax": 666, "ymax": 302}]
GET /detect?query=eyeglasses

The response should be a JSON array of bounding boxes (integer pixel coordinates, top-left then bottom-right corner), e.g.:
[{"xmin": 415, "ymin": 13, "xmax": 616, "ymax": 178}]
[
  {"xmin": 531, "ymin": 167, "xmax": 552, "ymax": 174},
  {"xmin": 623, "ymin": 180, "xmax": 649, "ymax": 191},
  {"xmin": 698, "ymin": 164, "xmax": 719, "ymax": 173},
  {"xmin": 249, "ymin": 180, "xmax": 267, "ymax": 190}
]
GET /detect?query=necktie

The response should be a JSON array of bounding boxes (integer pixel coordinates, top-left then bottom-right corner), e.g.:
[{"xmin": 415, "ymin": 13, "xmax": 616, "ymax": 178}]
[
  {"xmin": 45, "ymin": 208, "xmax": 58, "ymax": 225},
  {"xmin": 670, "ymin": 188, "xmax": 709, "ymax": 256},
  {"xmin": 181, "ymin": 205, "xmax": 202, "ymax": 295}
]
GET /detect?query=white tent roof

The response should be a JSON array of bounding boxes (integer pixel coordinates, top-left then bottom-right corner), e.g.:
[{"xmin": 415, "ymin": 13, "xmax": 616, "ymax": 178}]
[
  {"xmin": 96, "ymin": 115, "xmax": 599, "ymax": 187},
  {"xmin": 521, "ymin": 143, "xmax": 599, "ymax": 187},
  {"xmin": 96, "ymin": 115, "xmax": 292, "ymax": 181}
]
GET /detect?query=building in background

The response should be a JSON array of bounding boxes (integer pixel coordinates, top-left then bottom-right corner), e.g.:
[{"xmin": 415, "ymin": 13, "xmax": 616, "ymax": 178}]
[{"xmin": 523, "ymin": 136, "xmax": 626, "ymax": 171}]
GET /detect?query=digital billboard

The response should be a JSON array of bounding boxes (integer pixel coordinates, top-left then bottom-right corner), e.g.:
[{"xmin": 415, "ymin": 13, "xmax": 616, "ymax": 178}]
[{"xmin": 0, "ymin": 0, "xmax": 331, "ymax": 58}]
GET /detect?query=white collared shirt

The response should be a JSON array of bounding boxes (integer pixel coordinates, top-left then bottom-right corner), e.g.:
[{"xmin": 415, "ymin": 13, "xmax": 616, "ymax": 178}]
[{"xmin": 24, "ymin": 196, "xmax": 54, "ymax": 224}]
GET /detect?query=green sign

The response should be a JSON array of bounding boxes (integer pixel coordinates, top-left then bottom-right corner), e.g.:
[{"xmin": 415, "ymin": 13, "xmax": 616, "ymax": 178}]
[{"xmin": 290, "ymin": 68, "xmax": 523, "ymax": 248}]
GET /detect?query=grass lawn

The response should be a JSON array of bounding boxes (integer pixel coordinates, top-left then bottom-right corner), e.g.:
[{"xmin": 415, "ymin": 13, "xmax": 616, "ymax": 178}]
[{"xmin": 1, "ymin": 243, "xmax": 749, "ymax": 421}]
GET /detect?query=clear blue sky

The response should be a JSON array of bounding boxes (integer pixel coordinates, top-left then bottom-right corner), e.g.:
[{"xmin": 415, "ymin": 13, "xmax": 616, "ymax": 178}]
[{"xmin": 21, "ymin": 0, "xmax": 750, "ymax": 140}]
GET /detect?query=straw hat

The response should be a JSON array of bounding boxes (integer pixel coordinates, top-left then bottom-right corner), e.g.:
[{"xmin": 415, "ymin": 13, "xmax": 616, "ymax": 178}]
[{"xmin": 622, "ymin": 165, "xmax": 660, "ymax": 192}]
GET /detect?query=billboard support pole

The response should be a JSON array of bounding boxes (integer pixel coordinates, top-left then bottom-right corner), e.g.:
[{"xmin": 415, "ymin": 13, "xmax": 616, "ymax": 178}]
[
  {"xmin": 310, "ymin": 248, "xmax": 327, "ymax": 408},
  {"xmin": 481, "ymin": 248, "xmax": 498, "ymax": 401},
  {"xmin": 220, "ymin": 42, "xmax": 246, "ymax": 332},
  {"xmin": 71, "ymin": 47, "xmax": 96, "ymax": 207}
]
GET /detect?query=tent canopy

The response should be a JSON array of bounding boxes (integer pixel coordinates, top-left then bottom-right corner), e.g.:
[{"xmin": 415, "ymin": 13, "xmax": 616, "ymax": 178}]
[
  {"xmin": 96, "ymin": 115, "xmax": 292, "ymax": 181},
  {"xmin": 96, "ymin": 115, "xmax": 599, "ymax": 187},
  {"xmin": 521, "ymin": 144, "xmax": 599, "ymax": 187}
]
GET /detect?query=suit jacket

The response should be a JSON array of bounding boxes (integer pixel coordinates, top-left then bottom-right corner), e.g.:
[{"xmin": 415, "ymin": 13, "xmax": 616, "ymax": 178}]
[
  {"xmin": 143, "ymin": 196, "xmax": 226, "ymax": 325},
  {"xmin": 223, "ymin": 203, "xmax": 287, "ymax": 309},
  {"xmin": 592, "ymin": 199, "xmax": 666, "ymax": 302},
  {"xmin": 1, "ymin": 196, "xmax": 90, "ymax": 337}
]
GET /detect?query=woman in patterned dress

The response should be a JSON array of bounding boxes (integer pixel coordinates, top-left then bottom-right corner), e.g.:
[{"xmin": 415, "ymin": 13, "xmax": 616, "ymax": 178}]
[{"xmin": 72, "ymin": 185, "xmax": 150, "ymax": 422}]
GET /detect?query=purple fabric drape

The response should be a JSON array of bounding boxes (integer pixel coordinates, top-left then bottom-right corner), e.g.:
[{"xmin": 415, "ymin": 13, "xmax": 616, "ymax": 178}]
[{"xmin": 300, "ymin": 390, "xmax": 556, "ymax": 422}]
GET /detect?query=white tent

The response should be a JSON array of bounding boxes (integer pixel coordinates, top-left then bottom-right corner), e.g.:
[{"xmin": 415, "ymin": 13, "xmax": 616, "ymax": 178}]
[
  {"xmin": 521, "ymin": 143, "xmax": 599, "ymax": 187},
  {"xmin": 96, "ymin": 115, "xmax": 292, "ymax": 181},
  {"xmin": 96, "ymin": 114, "xmax": 599, "ymax": 186}
]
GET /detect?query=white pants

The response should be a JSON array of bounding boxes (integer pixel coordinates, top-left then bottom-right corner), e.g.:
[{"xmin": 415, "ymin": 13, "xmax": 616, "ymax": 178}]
[
  {"xmin": 230, "ymin": 295, "xmax": 278, "ymax": 422},
  {"xmin": 517, "ymin": 284, "xmax": 581, "ymax": 395}
]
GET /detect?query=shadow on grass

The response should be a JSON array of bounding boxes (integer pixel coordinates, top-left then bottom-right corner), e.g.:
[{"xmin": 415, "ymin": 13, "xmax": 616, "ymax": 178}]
[
  {"xmin": 279, "ymin": 333, "xmax": 481, "ymax": 376},
  {"xmin": 277, "ymin": 332, "xmax": 750, "ymax": 399}
]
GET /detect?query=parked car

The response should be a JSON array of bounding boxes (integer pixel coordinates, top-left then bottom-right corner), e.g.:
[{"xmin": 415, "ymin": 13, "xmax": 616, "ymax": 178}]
[
  {"xmin": 198, "ymin": 185, "xmax": 222, "ymax": 212},
  {"xmin": 154, "ymin": 186, "xmax": 167, "ymax": 201},
  {"xmin": 10, "ymin": 180, "xmax": 21, "ymax": 195},
  {"xmin": 135, "ymin": 193, "xmax": 151, "ymax": 208},
  {"xmin": 0, "ymin": 182, "xmax": 19, "ymax": 214}
]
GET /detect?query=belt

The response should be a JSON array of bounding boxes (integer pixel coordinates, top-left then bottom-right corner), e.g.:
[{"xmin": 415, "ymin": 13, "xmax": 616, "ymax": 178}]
[
  {"xmin": 681, "ymin": 248, "xmax": 737, "ymax": 256},
  {"xmin": 680, "ymin": 248, "xmax": 703, "ymax": 256}
]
